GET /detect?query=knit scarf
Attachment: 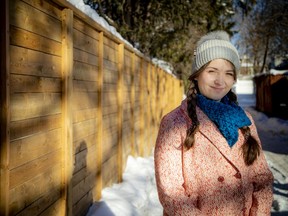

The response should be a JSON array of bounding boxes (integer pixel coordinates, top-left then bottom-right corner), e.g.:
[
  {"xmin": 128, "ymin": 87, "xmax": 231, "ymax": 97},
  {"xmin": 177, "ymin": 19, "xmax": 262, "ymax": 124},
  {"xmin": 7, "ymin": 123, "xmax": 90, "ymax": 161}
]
[{"xmin": 197, "ymin": 94, "xmax": 251, "ymax": 147}]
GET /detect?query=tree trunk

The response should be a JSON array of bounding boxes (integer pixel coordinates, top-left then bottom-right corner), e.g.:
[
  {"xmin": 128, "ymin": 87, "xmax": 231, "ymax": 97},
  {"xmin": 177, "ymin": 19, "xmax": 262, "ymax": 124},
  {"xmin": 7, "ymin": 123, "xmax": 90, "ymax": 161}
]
[{"xmin": 260, "ymin": 35, "xmax": 269, "ymax": 73}]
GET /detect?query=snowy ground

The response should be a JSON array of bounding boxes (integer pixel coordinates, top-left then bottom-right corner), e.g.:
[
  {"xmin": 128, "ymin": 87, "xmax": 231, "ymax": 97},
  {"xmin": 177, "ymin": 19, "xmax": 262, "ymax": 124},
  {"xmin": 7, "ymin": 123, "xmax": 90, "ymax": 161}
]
[{"xmin": 86, "ymin": 80, "xmax": 288, "ymax": 216}]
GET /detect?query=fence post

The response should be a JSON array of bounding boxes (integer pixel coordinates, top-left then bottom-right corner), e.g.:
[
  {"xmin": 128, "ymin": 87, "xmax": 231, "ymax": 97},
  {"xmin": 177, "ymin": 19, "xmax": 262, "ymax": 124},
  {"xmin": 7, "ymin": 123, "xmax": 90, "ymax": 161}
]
[
  {"xmin": 61, "ymin": 8, "xmax": 73, "ymax": 216},
  {"xmin": 96, "ymin": 32, "xmax": 104, "ymax": 199},
  {"xmin": 117, "ymin": 43, "xmax": 124, "ymax": 182},
  {"xmin": 0, "ymin": 0, "xmax": 10, "ymax": 215},
  {"xmin": 147, "ymin": 62, "xmax": 152, "ymax": 153},
  {"xmin": 130, "ymin": 53, "xmax": 135, "ymax": 156},
  {"xmin": 139, "ymin": 59, "xmax": 145, "ymax": 156}
]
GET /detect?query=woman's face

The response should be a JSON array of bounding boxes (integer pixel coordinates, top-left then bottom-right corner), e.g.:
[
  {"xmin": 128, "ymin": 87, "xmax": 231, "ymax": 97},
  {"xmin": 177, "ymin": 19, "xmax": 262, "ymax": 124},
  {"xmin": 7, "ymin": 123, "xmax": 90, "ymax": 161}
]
[{"xmin": 195, "ymin": 59, "xmax": 236, "ymax": 101}]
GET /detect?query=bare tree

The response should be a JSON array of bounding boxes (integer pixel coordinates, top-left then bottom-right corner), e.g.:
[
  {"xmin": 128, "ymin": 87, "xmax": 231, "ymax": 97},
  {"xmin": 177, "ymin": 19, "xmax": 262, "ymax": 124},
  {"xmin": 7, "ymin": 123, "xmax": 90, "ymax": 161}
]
[{"xmin": 236, "ymin": 0, "xmax": 288, "ymax": 74}]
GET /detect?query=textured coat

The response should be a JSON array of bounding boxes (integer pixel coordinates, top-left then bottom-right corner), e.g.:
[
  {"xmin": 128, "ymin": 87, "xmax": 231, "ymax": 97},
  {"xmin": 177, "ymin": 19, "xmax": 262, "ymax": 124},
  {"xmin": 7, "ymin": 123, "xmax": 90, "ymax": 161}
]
[{"xmin": 154, "ymin": 99, "xmax": 274, "ymax": 216}]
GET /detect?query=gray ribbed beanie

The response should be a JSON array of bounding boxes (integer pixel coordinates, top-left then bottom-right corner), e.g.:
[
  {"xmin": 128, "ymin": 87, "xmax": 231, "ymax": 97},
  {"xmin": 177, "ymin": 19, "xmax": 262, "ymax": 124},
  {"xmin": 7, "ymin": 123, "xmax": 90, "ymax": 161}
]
[{"xmin": 192, "ymin": 31, "xmax": 240, "ymax": 74}]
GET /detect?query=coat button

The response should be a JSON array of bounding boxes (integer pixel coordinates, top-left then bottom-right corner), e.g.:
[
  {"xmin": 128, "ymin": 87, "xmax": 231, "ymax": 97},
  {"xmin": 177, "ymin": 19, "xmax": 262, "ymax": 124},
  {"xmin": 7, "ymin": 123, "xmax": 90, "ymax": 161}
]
[
  {"xmin": 234, "ymin": 172, "xmax": 242, "ymax": 179},
  {"xmin": 218, "ymin": 176, "xmax": 224, "ymax": 182}
]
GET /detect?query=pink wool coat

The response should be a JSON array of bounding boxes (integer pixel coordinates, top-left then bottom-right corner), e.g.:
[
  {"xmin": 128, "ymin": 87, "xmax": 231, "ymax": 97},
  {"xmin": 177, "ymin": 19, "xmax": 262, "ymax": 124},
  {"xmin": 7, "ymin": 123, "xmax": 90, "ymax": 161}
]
[{"xmin": 154, "ymin": 99, "xmax": 274, "ymax": 216}]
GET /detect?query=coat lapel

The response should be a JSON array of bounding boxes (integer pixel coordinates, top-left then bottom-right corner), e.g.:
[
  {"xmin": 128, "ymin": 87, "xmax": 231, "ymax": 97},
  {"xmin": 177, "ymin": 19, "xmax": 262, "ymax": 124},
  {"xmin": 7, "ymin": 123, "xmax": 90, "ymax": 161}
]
[{"xmin": 196, "ymin": 107, "xmax": 239, "ymax": 167}]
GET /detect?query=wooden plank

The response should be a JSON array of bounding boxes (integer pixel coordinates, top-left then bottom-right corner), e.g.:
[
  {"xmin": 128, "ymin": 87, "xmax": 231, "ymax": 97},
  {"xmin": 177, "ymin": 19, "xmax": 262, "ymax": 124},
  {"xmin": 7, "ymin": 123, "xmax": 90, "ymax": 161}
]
[
  {"xmin": 39, "ymin": 199, "xmax": 63, "ymax": 216},
  {"xmin": 73, "ymin": 91, "xmax": 98, "ymax": 110},
  {"xmin": 10, "ymin": 74, "xmax": 61, "ymax": 93},
  {"xmin": 21, "ymin": 0, "xmax": 63, "ymax": 20},
  {"xmin": 61, "ymin": 8, "xmax": 73, "ymax": 216},
  {"xmin": 104, "ymin": 44, "xmax": 118, "ymax": 63},
  {"xmin": 73, "ymin": 17, "xmax": 100, "ymax": 40},
  {"xmin": 10, "ymin": 92, "xmax": 62, "ymax": 121},
  {"xmin": 10, "ymin": 150, "xmax": 61, "ymax": 189},
  {"xmin": 10, "ymin": 129, "xmax": 61, "ymax": 169},
  {"xmin": 10, "ymin": 26, "xmax": 62, "ymax": 56},
  {"xmin": 10, "ymin": 114, "xmax": 62, "ymax": 141},
  {"xmin": 0, "ymin": 0, "xmax": 9, "ymax": 215},
  {"xmin": 103, "ymin": 59, "xmax": 118, "ymax": 72},
  {"xmin": 73, "ymin": 80, "xmax": 97, "ymax": 92},
  {"xmin": 9, "ymin": 0, "xmax": 62, "ymax": 42},
  {"xmin": 10, "ymin": 45, "xmax": 62, "ymax": 78},
  {"xmin": 73, "ymin": 119, "xmax": 97, "ymax": 143},
  {"xmin": 72, "ymin": 190, "xmax": 93, "ymax": 216},
  {"xmin": 73, "ymin": 28, "xmax": 99, "ymax": 55},
  {"xmin": 103, "ymin": 36, "xmax": 119, "ymax": 49},
  {"xmin": 73, "ymin": 48, "xmax": 98, "ymax": 66},
  {"xmin": 73, "ymin": 108, "xmax": 97, "ymax": 123},
  {"xmin": 101, "ymin": 152, "xmax": 118, "ymax": 188},
  {"xmin": 9, "ymin": 163, "xmax": 62, "ymax": 215},
  {"xmin": 73, "ymin": 61, "xmax": 98, "ymax": 82}
]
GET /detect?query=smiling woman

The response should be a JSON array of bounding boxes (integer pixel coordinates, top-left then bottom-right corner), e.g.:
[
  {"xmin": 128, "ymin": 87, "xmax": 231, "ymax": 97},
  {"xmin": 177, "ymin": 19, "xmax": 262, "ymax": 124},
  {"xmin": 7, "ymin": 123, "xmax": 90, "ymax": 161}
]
[{"xmin": 154, "ymin": 30, "xmax": 274, "ymax": 216}]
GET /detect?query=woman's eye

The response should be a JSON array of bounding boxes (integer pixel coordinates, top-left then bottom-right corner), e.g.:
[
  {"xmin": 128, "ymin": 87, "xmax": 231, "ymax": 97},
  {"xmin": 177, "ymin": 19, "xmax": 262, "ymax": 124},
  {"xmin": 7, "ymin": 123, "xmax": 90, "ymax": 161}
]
[{"xmin": 226, "ymin": 72, "xmax": 234, "ymax": 76}]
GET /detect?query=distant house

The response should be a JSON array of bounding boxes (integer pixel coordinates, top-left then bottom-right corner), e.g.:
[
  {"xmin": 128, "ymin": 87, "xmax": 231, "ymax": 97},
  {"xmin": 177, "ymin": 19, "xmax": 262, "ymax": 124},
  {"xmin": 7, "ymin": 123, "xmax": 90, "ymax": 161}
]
[{"xmin": 239, "ymin": 55, "xmax": 254, "ymax": 78}]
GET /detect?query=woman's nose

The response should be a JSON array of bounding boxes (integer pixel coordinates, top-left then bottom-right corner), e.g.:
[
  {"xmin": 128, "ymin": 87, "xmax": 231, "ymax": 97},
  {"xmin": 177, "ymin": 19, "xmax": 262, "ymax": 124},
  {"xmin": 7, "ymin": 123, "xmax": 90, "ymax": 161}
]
[{"xmin": 214, "ymin": 74, "xmax": 224, "ymax": 85}]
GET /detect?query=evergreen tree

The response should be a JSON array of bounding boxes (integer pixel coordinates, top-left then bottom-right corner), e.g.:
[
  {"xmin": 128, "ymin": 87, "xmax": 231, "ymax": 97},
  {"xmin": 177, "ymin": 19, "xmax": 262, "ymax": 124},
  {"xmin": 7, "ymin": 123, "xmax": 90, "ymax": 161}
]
[{"xmin": 84, "ymin": 0, "xmax": 238, "ymax": 81}]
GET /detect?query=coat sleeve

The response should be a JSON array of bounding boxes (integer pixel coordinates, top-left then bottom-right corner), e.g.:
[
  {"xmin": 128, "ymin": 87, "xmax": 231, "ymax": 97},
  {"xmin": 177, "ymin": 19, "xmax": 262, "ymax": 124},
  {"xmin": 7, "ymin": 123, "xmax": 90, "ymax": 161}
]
[
  {"xmin": 154, "ymin": 114, "xmax": 201, "ymax": 216},
  {"xmin": 247, "ymin": 113, "xmax": 274, "ymax": 216}
]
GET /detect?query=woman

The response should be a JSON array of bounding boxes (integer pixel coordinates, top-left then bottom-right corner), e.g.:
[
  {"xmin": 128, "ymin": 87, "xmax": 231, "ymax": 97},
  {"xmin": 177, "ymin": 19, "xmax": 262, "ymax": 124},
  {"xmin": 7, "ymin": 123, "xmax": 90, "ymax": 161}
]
[{"xmin": 154, "ymin": 31, "xmax": 274, "ymax": 216}]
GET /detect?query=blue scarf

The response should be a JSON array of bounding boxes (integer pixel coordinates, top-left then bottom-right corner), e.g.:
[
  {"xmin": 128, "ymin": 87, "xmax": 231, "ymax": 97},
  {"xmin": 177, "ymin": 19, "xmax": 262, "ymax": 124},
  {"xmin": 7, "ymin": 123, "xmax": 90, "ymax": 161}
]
[{"xmin": 197, "ymin": 94, "xmax": 251, "ymax": 147}]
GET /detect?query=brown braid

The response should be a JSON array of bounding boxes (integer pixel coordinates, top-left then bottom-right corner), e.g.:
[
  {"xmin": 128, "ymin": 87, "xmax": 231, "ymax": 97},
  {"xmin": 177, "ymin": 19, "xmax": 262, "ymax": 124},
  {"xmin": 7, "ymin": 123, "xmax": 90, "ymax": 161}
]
[
  {"xmin": 184, "ymin": 62, "xmax": 260, "ymax": 165},
  {"xmin": 184, "ymin": 79, "xmax": 199, "ymax": 150},
  {"xmin": 227, "ymin": 91, "xmax": 260, "ymax": 165}
]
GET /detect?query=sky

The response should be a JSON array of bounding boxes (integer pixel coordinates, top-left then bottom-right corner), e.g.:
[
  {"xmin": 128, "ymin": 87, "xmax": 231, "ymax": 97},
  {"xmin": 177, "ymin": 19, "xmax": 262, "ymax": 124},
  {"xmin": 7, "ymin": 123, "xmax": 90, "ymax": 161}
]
[{"xmin": 66, "ymin": 1, "xmax": 288, "ymax": 215}]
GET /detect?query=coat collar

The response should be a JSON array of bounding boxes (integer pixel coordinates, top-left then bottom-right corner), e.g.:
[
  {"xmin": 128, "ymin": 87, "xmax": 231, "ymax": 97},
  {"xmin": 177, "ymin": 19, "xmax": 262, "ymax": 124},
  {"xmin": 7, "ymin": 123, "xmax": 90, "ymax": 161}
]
[{"xmin": 180, "ymin": 99, "xmax": 241, "ymax": 167}]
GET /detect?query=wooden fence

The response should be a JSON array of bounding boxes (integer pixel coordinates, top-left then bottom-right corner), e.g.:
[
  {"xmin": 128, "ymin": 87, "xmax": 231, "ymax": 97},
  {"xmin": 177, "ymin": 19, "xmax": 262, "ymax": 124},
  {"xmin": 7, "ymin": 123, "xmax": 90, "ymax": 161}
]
[
  {"xmin": 254, "ymin": 74, "xmax": 288, "ymax": 119},
  {"xmin": 0, "ymin": 0, "xmax": 184, "ymax": 215}
]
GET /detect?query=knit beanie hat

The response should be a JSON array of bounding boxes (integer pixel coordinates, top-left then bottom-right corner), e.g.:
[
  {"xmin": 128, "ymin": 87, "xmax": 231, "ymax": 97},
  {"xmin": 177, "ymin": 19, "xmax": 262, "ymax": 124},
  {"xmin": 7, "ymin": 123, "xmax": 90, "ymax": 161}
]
[{"xmin": 192, "ymin": 30, "xmax": 240, "ymax": 74}]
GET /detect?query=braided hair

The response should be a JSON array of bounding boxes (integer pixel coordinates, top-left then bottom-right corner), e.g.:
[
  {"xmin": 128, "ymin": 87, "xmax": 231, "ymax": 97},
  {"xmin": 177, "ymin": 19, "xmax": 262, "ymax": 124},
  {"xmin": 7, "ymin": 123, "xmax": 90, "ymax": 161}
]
[{"xmin": 184, "ymin": 63, "xmax": 260, "ymax": 166}]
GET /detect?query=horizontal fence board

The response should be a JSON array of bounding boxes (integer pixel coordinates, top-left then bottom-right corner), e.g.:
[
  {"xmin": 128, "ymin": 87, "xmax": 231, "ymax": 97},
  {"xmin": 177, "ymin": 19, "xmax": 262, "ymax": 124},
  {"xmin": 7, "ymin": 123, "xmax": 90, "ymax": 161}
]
[
  {"xmin": 10, "ymin": 0, "xmax": 62, "ymax": 42},
  {"xmin": 73, "ymin": 91, "xmax": 98, "ymax": 110},
  {"xmin": 10, "ymin": 26, "xmax": 62, "ymax": 56},
  {"xmin": 10, "ymin": 149, "xmax": 61, "ymax": 188},
  {"xmin": 10, "ymin": 128, "xmax": 61, "ymax": 169},
  {"xmin": 73, "ymin": 80, "xmax": 98, "ymax": 92},
  {"xmin": 22, "ymin": 0, "xmax": 62, "ymax": 20},
  {"xmin": 11, "ymin": 92, "xmax": 61, "ymax": 121},
  {"xmin": 73, "ymin": 28, "xmax": 99, "ymax": 55},
  {"xmin": 10, "ymin": 45, "xmax": 62, "ymax": 78},
  {"xmin": 10, "ymin": 114, "xmax": 62, "ymax": 140},
  {"xmin": 73, "ymin": 61, "xmax": 98, "ymax": 81},
  {"xmin": 73, "ymin": 17, "xmax": 100, "ymax": 40},
  {"xmin": 73, "ymin": 118, "xmax": 97, "ymax": 142},
  {"xmin": 9, "ymin": 164, "xmax": 62, "ymax": 215},
  {"xmin": 72, "ymin": 190, "xmax": 93, "ymax": 216},
  {"xmin": 101, "ymin": 151, "xmax": 118, "ymax": 188},
  {"xmin": 73, "ymin": 48, "xmax": 98, "ymax": 66},
  {"xmin": 73, "ymin": 108, "xmax": 97, "ymax": 123},
  {"xmin": 39, "ymin": 199, "xmax": 63, "ymax": 216},
  {"xmin": 11, "ymin": 74, "xmax": 61, "ymax": 93}
]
